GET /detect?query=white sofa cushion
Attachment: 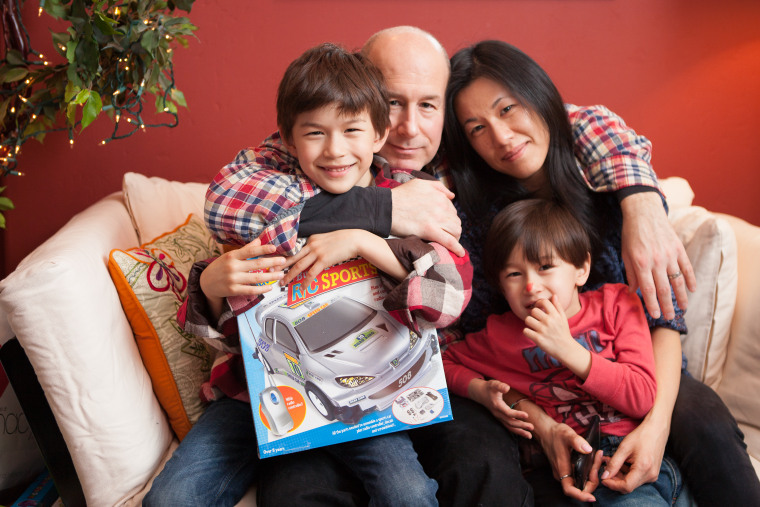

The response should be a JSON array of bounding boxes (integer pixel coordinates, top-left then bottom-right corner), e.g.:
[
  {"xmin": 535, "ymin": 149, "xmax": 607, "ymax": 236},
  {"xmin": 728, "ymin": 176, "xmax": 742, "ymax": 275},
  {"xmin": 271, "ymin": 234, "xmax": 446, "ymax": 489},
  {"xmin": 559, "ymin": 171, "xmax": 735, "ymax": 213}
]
[
  {"xmin": 714, "ymin": 214, "xmax": 760, "ymax": 465},
  {"xmin": 0, "ymin": 194, "xmax": 174, "ymax": 506},
  {"xmin": 669, "ymin": 206, "xmax": 737, "ymax": 388},
  {"xmin": 123, "ymin": 172, "xmax": 208, "ymax": 245}
]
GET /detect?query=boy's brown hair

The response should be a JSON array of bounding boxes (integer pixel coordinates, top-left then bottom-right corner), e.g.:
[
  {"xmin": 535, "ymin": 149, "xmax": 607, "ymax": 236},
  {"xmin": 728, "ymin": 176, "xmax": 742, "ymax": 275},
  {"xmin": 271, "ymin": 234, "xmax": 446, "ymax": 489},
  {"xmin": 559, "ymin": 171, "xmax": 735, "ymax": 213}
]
[
  {"xmin": 483, "ymin": 199, "xmax": 591, "ymax": 288},
  {"xmin": 276, "ymin": 42, "xmax": 390, "ymax": 143}
]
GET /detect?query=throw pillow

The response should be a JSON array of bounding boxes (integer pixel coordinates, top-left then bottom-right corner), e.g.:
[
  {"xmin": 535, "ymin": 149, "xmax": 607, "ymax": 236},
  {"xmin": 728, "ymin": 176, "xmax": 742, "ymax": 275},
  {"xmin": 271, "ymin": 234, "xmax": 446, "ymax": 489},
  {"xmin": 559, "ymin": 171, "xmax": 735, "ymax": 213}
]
[{"xmin": 107, "ymin": 214, "xmax": 221, "ymax": 440}]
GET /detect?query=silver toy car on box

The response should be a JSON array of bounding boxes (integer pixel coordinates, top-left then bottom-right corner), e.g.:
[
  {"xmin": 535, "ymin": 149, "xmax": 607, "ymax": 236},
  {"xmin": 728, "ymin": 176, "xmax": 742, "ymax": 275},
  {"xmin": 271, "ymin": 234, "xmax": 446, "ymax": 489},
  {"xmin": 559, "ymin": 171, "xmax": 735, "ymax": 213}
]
[{"xmin": 247, "ymin": 291, "xmax": 438, "ymax": 425}]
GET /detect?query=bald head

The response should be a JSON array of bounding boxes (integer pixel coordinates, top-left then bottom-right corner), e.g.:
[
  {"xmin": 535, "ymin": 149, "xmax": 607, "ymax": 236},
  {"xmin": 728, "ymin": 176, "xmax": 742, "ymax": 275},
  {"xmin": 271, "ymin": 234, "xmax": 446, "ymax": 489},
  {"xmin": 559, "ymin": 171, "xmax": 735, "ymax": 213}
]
[
  {"xmin": 361, "ymin": 26, "xmax": 450, "ymax": 170},
  {"xmin": 362, "ymin": 26, "xmax": 449, "ymax": 72}
]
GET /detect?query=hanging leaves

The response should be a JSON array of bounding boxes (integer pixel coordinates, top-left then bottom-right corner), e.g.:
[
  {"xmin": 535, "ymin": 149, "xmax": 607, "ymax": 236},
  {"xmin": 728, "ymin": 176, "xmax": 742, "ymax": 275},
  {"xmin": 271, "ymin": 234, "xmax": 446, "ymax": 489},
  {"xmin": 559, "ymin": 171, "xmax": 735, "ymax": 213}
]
[{"xmin": 0, "ymin": 0, "xmax": 198, "ymax": 213}]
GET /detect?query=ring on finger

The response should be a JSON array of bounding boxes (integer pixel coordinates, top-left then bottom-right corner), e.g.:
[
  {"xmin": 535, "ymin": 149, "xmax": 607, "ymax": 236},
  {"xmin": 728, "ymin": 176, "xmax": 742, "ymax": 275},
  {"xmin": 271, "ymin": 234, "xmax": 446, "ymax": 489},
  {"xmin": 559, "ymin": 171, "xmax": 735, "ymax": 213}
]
[
  {"xmin": 667, "ymin": 271, "xmax": 683, "ymax": 280},
  {"xmin": 558, "ymin": 474, "xmax": 572, "ymax": 481}
]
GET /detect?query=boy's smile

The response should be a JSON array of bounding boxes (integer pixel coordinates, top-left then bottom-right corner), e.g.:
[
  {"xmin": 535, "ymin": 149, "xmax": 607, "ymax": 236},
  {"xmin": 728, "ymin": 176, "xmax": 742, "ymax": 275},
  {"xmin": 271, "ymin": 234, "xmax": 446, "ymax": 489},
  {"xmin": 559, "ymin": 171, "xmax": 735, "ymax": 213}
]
[{"xmin": 285, "ymin": 104, "xmax": 389, "ymax": 194}]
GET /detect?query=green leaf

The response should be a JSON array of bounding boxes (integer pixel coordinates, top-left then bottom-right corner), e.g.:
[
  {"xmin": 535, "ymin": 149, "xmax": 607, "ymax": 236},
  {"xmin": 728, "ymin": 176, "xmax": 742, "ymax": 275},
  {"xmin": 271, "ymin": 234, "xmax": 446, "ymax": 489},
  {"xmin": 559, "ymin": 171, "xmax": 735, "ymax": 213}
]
[
  {"xmin": 65, "ymin": 81, "xmax": 79, "ymax": 102},
  {"xmin": 172, "ymin": 0, "xmax": 195, "ymax": 12},
  {"xmin": 0, "ymin": 212, "xmax": 6, "ymax": 229},
  {"xmin": 43, "ymin": 0, "xmax": 68, "ymax": 19},
  {"xmin": 67, "ymin": 102, "xmax": 78, "ymax": 125},
  {"xmin": 141, "ymin": 29, "xmax": 160, "ymax": 53},
  {"xmin": 170, "ymin": 88, "xmax": 187, "ymax": 108},
  {"xmin": 94, "ymin": 13, "xmax": 117, "ymax": 36},
  {"xmin": 73, "ymin": 89, "xmax": 91, "ymax": 105},
  {"xmin": 66, "ymin": 41, "xmax": 78, "ymax": 64},
  {"xmin": 5, "ymin": 50, "xmax": 25, "ymax": 66},
  {"xmin": 0, "ymin": 197, "xmax": 15, "ymax": 211},
  {"xmin": 81, "ymin": 91, "xmax": 103, "ymax": 129},
  {"xmin": 1, "ymin": 67, "xmax": 28, "ymax": 83},
  {"xmin": 0, "ymin": 98, "xmax": 10, "ymax": 125}
]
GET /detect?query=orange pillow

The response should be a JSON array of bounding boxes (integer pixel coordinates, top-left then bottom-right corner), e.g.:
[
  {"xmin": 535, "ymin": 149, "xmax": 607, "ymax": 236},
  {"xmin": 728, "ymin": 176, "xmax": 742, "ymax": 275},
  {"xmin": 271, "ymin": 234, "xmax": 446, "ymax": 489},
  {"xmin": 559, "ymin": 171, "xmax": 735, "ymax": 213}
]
[{"xmin": 107, "ymin": 214, "xmax": 221, "ymax": 439}]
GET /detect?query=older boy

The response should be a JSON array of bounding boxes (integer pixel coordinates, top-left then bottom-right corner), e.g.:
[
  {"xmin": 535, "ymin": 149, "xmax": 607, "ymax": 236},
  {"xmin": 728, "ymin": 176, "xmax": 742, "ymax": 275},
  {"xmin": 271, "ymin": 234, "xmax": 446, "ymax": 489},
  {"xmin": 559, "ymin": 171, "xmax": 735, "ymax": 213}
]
[{"xmin": 146, "ymin": 43, "xmax": 473, "ymax": 506}]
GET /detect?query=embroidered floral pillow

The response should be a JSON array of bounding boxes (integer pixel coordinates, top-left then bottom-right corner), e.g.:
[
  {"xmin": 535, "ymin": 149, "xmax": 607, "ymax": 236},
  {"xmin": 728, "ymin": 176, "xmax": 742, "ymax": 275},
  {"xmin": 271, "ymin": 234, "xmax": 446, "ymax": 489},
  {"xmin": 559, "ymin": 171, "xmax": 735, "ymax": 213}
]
[{"xmin": 107, "ymin": 214, "xmax": 221, "ymax": 439}]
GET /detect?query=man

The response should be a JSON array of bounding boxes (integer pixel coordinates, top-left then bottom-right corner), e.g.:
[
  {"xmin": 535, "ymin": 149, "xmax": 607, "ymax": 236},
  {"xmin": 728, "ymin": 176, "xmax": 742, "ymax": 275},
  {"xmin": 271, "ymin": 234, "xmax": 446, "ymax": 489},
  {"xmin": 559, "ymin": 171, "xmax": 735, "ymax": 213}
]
[{"xmin": 162, "ymin": 26, "xmax": 699, "ymax": 506}]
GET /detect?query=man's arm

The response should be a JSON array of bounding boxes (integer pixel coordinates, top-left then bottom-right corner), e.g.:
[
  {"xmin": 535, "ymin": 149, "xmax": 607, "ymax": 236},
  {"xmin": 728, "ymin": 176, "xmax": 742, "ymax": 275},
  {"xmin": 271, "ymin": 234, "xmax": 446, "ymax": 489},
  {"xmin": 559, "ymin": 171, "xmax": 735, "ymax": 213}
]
[
  {"xmin": 567, "ymin": 104, "xmax": 696, "ymax": 317},
  {"xmin": 302, "ymin": 178, "xmax": 463, "ymax": 255}
]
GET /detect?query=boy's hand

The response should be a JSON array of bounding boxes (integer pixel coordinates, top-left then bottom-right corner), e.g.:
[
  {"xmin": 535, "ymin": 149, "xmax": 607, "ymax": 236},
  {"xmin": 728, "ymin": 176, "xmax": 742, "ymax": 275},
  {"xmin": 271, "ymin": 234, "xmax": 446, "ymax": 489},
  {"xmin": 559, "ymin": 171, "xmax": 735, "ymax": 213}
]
[
  {"xmin": 390, "ymin": 179, "xmax": 465, "ymax": 257},
  {"xmin": 523, "ymin": 295, "xmax": 573, "ymax": 358},
  {"xmin": 280, "ymin": 230, "xmax": 365, "ymax": 286},
  {"xmin": 467, "ymin": 379, "xmax": 533, "ymax": 438},
  {"xmin": 201, "ymin": 239, "xmax": 286, "ymax": 299}
]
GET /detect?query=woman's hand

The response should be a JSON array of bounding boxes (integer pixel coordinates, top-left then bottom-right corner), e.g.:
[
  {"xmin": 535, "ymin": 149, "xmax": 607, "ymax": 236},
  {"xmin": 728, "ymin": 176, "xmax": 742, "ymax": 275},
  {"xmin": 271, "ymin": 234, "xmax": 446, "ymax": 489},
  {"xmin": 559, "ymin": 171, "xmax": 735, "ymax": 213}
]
[
  {"xmin": 600, "ymin": 414, "xmax": 667, "ymax": 493},
  {"xmin": 200, "ymin": 239, "xmax": 286, "ymax": 319},
  {"xmin": 467, "ymin": 379, "xmax": 533, "ymax": 438},
  {"xmin": 536, "ymin": 420, "xmax": 602, "ymax": 502},
  {"xmin": 620, "ymin": 192, "xmax": 696, "ymax": 319}
]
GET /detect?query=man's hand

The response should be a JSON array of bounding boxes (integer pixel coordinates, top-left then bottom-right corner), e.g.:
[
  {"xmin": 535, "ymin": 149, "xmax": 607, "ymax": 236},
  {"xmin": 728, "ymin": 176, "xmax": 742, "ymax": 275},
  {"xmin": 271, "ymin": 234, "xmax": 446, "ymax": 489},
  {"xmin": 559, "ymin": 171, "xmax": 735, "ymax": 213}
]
[
  {"xmin": 390, "ymin": 179, "xmax": 464, "ymax": 256},
  {"xmin": 600, "ymin": 413, "xmax": 668, "ymax": 493},
  {"xmin": 620, "ymin": 192, "xmax": 696, "ymax": 319}
]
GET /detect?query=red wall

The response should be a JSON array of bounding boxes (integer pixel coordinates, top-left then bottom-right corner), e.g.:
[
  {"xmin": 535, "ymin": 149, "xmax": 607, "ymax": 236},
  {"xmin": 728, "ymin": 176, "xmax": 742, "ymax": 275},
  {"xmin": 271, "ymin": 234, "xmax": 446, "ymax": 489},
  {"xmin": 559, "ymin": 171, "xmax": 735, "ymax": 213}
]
[{"xmin": 2, "ymin": 0, "xmax": 759, "ymax": 276}]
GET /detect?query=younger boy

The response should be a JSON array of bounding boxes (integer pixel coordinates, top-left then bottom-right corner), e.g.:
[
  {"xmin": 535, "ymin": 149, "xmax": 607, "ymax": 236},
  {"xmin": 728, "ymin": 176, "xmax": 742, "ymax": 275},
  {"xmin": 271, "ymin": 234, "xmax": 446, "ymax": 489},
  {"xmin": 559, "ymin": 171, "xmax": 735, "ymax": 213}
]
[
  {"xmin": 149, "ymin": 43, "xmax": 472, "ymax": 506},
  {"xmin": 442, "ymin": 199, "xmax": 687, "ymax": 506}
]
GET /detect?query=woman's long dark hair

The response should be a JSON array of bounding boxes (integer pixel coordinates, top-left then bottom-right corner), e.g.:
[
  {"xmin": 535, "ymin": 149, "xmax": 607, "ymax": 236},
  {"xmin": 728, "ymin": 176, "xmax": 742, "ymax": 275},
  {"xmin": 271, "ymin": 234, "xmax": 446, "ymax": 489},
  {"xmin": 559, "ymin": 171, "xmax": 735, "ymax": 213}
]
[{"xmin": 443, "ymin": 40, "xmax": 600, "ymax": 249}]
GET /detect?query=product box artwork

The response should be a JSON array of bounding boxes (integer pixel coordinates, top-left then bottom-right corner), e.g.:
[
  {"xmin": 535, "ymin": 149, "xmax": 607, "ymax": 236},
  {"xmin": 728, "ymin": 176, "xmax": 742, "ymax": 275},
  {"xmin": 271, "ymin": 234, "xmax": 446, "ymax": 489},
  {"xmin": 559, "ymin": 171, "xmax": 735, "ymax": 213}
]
[{"xmin": 238, "ymin": 257, "xmax": 452, "ymax": 458}]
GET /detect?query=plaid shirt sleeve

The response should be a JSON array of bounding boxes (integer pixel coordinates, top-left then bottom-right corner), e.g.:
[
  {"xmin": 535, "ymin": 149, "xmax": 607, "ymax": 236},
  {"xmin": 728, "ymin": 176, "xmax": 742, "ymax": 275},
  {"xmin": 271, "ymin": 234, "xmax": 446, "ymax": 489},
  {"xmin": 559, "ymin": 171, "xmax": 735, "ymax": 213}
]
[
  {"xmin": 381, "ymin": 236, "xmax": 472, "ymax": 335},
  {"xmin": 204, "ymin": 132, "xmax": 319, "ymax": 256},
  {"xmin": 566, "ymin": 104, "xmax": 662, "ymax": 195}
]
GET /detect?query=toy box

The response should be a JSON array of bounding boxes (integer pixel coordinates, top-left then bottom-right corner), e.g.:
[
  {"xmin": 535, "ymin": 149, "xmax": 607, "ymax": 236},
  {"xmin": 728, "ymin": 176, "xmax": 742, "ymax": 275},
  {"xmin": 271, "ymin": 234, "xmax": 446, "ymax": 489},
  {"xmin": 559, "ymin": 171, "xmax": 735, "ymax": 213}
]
[{"xmin": 237, "ymin": 258, "xmax": 452, "ymax": 458}]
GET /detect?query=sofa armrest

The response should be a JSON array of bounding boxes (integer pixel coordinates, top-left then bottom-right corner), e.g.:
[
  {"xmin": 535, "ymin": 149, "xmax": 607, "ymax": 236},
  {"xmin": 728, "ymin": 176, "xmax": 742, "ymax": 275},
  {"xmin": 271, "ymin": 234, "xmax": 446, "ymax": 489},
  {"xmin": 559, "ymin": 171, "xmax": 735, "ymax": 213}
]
[{"xmin": 0, "ymin": 338, "xmax": 85, "ymax": 507}]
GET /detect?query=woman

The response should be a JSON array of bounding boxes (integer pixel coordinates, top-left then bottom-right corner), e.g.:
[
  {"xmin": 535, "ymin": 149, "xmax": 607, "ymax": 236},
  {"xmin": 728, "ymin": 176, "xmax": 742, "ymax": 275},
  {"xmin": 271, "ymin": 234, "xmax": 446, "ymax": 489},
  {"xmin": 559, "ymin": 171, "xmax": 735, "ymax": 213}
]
[{"xmin": 442, "ymin": 39, "xmax": 760, "ymax": 505}]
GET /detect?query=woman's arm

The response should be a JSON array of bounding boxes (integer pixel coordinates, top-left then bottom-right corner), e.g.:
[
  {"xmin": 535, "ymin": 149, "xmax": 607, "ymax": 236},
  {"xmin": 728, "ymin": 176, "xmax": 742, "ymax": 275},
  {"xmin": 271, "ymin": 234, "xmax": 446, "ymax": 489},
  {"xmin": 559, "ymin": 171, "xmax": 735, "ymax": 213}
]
[{"xmin": 600, "ymin": 326, "xmax": 681, "ymax": 493}]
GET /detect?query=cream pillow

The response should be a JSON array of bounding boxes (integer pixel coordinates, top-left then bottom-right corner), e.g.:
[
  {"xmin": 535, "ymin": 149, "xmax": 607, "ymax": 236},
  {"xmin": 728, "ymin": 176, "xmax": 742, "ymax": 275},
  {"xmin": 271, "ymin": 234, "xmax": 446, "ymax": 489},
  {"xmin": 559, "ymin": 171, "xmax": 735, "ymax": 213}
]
[
  {"xmin": 0, "ymin": 194, "xmax": 174, "ymax": 506},
  {"xmin": 713, "ymin": 214, "xmax": 760, "ymax": 464},
  {"xmin": 669, "ymin": 206, "xmax": 737, "ymax": 388},
  {"xmin": 123, "ymin": 172, "xmax": 208, "ymax": 244}
]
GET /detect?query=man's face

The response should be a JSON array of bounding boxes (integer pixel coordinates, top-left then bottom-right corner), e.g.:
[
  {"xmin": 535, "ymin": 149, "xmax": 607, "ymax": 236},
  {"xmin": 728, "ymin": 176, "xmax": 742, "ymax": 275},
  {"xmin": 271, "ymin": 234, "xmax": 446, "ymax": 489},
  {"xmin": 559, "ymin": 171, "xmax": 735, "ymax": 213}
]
[{"xmin": 368, "ymin": 38, "xmax": 449, "ymax": 171}]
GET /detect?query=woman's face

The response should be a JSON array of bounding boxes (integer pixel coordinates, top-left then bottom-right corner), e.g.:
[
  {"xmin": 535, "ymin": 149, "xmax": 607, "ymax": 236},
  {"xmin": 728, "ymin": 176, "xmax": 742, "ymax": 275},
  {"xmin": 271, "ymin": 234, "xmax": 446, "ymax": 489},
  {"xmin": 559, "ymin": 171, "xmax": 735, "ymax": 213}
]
[{"xmin": 454, "ymin": 77, "xmax": 550, "ymax": 193}]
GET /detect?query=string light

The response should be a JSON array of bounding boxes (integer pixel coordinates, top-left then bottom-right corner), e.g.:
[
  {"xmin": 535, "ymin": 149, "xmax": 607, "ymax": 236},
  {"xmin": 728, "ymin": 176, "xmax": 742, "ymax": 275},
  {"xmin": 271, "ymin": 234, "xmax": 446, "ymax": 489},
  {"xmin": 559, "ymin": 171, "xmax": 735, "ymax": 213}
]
[{"xmin": 1, "ymin": 0, "xmax": 194, "ymax": 179}]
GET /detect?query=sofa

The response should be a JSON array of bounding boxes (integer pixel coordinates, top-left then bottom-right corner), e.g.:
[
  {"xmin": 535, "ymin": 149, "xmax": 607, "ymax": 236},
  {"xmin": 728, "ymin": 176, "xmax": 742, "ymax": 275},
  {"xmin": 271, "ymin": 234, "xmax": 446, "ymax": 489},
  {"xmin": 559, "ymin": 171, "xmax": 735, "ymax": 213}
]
[{"xmin": 0, "ymin": 173, "xmax": 758, "ymax": 506}]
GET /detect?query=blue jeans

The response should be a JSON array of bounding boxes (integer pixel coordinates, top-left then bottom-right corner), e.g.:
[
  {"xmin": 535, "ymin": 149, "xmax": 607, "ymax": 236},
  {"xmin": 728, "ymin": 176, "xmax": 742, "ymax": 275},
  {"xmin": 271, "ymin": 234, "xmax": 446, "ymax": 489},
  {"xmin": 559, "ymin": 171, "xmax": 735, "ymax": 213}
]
[
  {"xmin": 143, "ymin": 397, "xmax": 436, "ymax": 507},
  {"xmin": 525, "ymin": 436, "xmax": 688, "ymax": 507},
  {"xmin": 260, "ymin": 394, "xmax": 533, "ymax": 507},
  {"xmin": 592, "ymin": 436, "xmax": 687, "ymax": 506}
]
